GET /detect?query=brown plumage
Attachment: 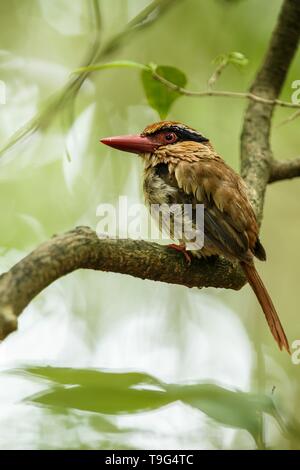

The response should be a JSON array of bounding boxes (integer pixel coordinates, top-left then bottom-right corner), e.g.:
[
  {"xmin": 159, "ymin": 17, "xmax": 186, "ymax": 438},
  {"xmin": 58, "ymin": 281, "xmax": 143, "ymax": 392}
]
[{"xmin": 101, "ymin": 120, "xmax": 290, "ymax": 353}]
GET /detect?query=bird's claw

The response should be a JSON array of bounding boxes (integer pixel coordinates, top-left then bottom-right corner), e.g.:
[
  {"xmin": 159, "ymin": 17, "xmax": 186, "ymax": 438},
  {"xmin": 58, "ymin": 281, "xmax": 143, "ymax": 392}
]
[{"xmin": 168, "ymin": 243, "xmax": 192, "ymax": 265}]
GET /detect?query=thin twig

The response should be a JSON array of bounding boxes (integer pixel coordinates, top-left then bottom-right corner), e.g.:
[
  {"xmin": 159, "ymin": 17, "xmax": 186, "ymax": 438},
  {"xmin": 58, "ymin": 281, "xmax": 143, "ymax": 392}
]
[
  {"xmin": 277, "ymin": 108, "xmax": 300, "ymax": 127},
  {"xmin": 152, "ymin": 70, "xmax": 300, "ymax": 109},
  {"xmin": 207, "ymin": 60, "xmax": 228, "ymax": 89}
]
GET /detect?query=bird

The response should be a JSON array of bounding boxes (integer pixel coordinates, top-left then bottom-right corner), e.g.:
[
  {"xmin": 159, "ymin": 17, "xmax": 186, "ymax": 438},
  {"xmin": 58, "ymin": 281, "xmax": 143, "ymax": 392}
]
[{"xmin": 101, "ymin": 120, "xmax": 290, "ymax": 353}]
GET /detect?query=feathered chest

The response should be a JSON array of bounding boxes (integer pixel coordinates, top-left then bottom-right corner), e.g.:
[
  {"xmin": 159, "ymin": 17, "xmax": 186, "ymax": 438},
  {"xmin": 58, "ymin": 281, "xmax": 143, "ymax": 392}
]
[
  {"xmin": 143, "ymin": 163, "xmax": 204, "ymax": 250},
  {"xmin": 143, "ymin": 163, "xmax": 191, "ymax": 207}
]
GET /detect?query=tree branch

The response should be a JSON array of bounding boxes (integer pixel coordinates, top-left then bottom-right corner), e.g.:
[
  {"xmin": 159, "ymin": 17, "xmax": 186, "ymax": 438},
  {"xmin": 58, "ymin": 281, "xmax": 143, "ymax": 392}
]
[
  {"xmin": 269, "ymin": 157, "xmax": 300, "ymax": 183},
  {"xmin": 0, "ymin": 0, "xmax": 299, "ymax": 341},
  {"xmin": 241, "ymin": 0, "xmax": 300, "ymax": 222},
  {"xmin": 0, "ymin": 226, "xmax": 245, "ymax": 340}
]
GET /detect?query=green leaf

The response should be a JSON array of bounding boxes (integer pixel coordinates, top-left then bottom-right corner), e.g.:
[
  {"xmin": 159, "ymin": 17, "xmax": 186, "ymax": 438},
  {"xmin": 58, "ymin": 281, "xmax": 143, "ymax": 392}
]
[
  {"xmin": 20, "ymin": 367, "xmax": 170, "ymax": 415},
  {"xmin": 141, "ymin": 65, "xmax": 187, "ymax": 119},
  {"xmin": 166, "ymin": 383, "xmax": 275, "ymax": 447},
  {"xmin": 213, "ymin": 51, "xmax": 248, "ymax": 68},
  {"xmin": 15, "ymin": 366, "xmax": 284, "ymax": 448},
  {"xmin": 227, "ymin": 51, "xmax": 249, "ymax": 67}
]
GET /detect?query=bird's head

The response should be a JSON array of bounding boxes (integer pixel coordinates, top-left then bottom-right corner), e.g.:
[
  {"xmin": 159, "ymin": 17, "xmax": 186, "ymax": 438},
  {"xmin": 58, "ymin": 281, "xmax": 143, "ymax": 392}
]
[{"xmin": 100, "ymin": 121, "xmax": 209, "ymax": 161}]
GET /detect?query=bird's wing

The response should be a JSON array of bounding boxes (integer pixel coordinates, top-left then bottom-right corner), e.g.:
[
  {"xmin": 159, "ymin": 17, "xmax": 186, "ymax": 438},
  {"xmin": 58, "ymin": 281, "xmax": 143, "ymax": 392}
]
[{"xmin": 173, "ymin": 153, "xmax": 259, "ymax": 261}]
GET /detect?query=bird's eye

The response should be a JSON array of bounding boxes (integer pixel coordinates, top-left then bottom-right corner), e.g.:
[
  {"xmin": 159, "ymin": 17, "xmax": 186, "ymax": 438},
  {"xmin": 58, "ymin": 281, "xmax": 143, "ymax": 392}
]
[{"xmin": 164, "ymin": 132, "xmax": 177, "ymax": 143}]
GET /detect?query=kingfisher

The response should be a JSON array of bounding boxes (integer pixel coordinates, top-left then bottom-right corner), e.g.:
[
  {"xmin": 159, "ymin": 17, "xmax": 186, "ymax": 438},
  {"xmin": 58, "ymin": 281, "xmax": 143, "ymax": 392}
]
[{"xmin": 101, "ymin": 120, "xmax": 289, "ymax": 353}]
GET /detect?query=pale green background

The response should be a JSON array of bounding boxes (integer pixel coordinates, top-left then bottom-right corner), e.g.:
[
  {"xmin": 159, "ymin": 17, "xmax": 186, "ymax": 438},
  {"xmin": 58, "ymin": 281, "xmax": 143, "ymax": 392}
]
[{"xmin": 0, "ymin": 0, "xmax": 299, "ymax": 449}]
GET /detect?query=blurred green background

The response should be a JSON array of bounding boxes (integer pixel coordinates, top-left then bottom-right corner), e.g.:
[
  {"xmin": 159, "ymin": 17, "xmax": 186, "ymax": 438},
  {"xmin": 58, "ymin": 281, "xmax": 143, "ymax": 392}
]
[{"xmin": 0, "ymin": 0, "xmax": 299, "ymax": 450}]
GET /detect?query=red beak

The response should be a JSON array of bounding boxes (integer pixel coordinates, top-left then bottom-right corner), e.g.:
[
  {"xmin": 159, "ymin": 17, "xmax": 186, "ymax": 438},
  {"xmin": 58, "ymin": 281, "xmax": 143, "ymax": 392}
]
[{"xmin": 100, "ymin": 134, "xmax": 159, "ymax": 154}]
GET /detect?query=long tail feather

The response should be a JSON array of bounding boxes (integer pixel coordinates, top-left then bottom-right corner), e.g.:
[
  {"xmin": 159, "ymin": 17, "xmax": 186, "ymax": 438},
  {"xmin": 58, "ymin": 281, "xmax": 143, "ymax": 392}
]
[{"xmin": 240, "ymin": 262, "xmax": 290, "ymax": 353}]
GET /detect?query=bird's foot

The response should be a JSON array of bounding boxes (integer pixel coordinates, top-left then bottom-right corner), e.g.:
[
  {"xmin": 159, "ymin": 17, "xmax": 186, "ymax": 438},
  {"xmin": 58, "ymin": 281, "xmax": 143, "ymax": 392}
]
[{"xmin": 168, "ymin": 243, "xmax": 192, "ymax": 265}]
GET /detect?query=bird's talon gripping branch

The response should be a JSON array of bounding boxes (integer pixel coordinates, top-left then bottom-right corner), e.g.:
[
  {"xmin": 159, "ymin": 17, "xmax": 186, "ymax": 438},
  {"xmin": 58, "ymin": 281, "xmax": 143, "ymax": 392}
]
[{"xmin": 168, "ymin": 243, "xmax": 192, "ymax": 265}]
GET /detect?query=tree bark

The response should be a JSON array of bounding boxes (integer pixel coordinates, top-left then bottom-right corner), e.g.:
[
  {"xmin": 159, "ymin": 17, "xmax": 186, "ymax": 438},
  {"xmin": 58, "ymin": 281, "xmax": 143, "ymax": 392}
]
[{"xmin": 241, "ymin": 0, "xmax": 300, "ymax": 222}]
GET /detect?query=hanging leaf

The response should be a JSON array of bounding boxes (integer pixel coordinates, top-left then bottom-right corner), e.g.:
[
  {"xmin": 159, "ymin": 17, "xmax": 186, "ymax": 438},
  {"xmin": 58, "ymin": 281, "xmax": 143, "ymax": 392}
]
[
  {"xmin": 141, "ymin": 65, "xmax": 187, "ymax": 119},
  {"xmin": 17, "ymin": 366, "xmax": 286, "ymax": 448}
]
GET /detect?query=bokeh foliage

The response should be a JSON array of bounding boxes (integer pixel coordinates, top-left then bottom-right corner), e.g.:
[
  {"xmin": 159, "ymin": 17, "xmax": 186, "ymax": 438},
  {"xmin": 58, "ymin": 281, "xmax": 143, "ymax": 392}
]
[{"xmin": 0, "ymin": 0, "xmax": 299, "ymax": 450}]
